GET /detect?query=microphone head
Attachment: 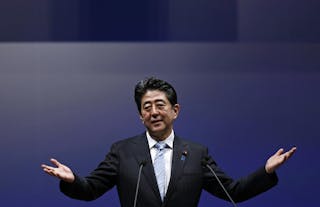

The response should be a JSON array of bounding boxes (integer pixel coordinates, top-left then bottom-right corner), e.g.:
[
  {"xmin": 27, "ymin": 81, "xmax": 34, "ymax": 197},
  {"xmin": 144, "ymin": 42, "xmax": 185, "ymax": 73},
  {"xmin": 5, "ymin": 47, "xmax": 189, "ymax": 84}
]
[
  {"xmin": 139, "ymin": 160, "xmax": 147, "ymax": 166},
  {"xmin": 182, "ymin": 150, "xmax": 188, "ymax": 156},
  {"xmin": 201, "ymin": 160, "xmax": 207, "ymax": 166},
  {"xmin": 201, "ymin": 157, "xmax": 210, "ymax": 166}
]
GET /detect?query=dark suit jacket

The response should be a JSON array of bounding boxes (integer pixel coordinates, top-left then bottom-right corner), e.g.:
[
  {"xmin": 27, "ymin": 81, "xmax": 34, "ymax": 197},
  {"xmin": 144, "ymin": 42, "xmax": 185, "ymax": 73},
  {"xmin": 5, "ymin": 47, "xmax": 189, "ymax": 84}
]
[{"xmin": 60, "ymin": 133, "xmax": 278, "ymax": 207}]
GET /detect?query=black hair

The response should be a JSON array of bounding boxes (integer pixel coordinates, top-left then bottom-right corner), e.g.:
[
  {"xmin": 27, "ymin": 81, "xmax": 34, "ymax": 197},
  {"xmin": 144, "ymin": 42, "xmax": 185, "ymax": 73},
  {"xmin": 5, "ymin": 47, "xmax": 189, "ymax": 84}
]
[{"xmin": 134, "ymin": 77, "xmax": 178, "ymax": 113}]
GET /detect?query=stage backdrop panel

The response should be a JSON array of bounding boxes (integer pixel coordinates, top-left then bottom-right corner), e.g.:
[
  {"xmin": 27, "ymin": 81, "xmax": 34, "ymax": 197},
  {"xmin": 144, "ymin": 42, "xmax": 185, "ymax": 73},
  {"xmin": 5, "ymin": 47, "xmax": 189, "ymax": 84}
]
[{"xmin": 0, "ymin": 43, "xmax": 319, "ymax": 207}]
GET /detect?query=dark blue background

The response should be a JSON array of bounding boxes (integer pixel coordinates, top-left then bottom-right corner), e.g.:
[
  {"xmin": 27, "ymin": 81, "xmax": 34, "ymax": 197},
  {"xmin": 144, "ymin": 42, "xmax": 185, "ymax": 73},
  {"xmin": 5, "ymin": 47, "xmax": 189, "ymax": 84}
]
[
  {"xmin": 0, "ymin": 1, "xmax": 319, "ymax": 207},
  {"xmin": 1, "ymin": 0, "xmax": 320, "ymax": 42}
]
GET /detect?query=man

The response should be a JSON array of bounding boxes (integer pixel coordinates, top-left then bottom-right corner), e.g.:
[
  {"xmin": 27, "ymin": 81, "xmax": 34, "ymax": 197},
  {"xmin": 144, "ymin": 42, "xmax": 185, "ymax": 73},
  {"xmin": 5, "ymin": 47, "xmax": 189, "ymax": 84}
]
[{"xmin": 41, "ymin": 77, "xmax": 296, "ymax": 207}]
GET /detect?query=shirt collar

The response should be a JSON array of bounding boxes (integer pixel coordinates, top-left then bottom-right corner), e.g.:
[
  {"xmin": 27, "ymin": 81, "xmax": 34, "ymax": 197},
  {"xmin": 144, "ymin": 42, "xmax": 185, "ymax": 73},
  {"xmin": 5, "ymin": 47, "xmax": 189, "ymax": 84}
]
[{"xmin": 146, "ymin": 130, "xmax": 174, "ymax": 149}]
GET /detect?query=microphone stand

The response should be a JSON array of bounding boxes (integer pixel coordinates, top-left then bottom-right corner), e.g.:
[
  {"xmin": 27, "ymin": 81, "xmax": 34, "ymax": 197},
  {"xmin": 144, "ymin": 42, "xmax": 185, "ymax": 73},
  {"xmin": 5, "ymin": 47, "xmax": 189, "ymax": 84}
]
[
  {"xmin": 203, "ymin": 162, "xmax": 238, "ymax": 207},
  {"xmin": 133, "ymin": 161, "xmax": 146, "ymax": 207}
]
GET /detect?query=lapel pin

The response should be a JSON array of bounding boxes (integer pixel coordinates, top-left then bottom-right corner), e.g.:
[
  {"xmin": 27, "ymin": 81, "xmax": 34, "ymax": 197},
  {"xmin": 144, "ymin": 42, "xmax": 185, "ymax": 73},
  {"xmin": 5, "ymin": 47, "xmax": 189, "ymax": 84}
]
[{"xmin": 181, "ymin": 150, "xmax": 188, "ymax": 161}]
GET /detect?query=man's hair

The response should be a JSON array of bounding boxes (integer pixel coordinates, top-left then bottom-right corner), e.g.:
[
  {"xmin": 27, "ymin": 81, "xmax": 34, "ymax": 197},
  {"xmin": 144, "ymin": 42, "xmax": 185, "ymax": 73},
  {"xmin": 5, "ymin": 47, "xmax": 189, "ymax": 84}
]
[{"xmin": 134, "ymin": 77, "xmax": 178, "ymax": 113}]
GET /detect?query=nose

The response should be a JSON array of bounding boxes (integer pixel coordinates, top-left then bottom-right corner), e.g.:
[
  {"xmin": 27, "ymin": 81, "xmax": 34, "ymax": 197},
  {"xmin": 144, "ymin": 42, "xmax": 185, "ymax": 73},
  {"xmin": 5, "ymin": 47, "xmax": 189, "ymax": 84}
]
[{"xmin": 150, "ymin": 105, "xmax": 159, "ymax": 116}]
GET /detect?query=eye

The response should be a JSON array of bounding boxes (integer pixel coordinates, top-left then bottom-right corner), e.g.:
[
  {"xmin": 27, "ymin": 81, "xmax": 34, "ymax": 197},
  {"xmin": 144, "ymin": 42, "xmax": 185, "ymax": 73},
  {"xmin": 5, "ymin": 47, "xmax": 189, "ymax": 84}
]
[
  {"xmin": 143, "ymin": 105, "xmax": 151, "ymax": 111},
  {"xmin": 157, "ymin": 103, "xmax": 165, "ymax": 109}
]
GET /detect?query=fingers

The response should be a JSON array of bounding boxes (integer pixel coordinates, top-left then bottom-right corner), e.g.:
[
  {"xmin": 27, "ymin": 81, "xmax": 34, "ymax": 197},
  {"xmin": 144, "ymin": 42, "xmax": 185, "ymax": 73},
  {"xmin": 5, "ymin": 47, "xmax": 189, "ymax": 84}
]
[
  {"xmin": 289, "ymin": 146, "xmax": 297, "ymax": 154},
  {"xmin": 276, "ymin": 147, "xmax": 296, "ymax": 156},
  {"xmin": 41, "ymin": 158, "xmax": 62, "ymax": 177},
  {"xmin": 41, "ymin": 164, "xmax": 58, "ymax": 177},
  {"xmin": 266, "ymin": 146, "xmax": 297, "ymax": 173},
  {"xmin": 50, "ymin": 158, "xmax": 62, "ymax": 167},
  {"xmin": 41, "ymin": 158, "xmax": 75, "ymax": 182},
  {"xmin": 284, "ymin": 147, "xmax": 297, "ymax": 160},
  {"xmin": 275, "ymin": 148, "xmax": 284, "ymax": 156},
  {"xmin": 275, "ymin": 146, "xmax": 297, "ymax": 163},
  {"xmin": 41, "ymin": 164, "xmax": 53, "ymax": 170}
]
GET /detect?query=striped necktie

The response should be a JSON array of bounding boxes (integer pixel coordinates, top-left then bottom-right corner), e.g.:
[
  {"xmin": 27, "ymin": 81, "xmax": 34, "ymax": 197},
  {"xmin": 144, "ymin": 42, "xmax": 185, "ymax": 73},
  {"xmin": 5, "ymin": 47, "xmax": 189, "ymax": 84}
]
[{"xmin": 154, "ymin": 142, "xmax": 167, "ymax": 201}]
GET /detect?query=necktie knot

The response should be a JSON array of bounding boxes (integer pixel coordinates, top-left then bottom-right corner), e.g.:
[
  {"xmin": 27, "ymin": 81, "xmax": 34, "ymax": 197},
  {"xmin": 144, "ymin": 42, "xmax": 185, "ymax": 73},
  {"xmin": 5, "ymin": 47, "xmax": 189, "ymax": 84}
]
[{"xmin": 154, "ymin": 142, "xmax": 166, "ymax": 151}]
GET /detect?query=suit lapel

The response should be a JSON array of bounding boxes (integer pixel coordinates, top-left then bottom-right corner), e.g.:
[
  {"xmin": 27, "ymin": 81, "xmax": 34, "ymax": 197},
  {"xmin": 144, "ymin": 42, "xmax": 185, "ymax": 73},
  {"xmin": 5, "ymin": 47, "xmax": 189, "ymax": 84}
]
[
  {"xmin": 132, "ymin": 134, "xmax": 162, "ymax": 201},
  {"xmin": 165, "ymin": 136, "xmax": 188, "ymax": 202}
]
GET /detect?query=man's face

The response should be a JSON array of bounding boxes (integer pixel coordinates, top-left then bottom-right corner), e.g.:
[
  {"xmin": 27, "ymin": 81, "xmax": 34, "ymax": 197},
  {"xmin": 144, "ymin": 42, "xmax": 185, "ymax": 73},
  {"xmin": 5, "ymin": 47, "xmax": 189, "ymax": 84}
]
[{"xmin": 140, "ymin": 90, "xmax": 180, "ymax": 141}]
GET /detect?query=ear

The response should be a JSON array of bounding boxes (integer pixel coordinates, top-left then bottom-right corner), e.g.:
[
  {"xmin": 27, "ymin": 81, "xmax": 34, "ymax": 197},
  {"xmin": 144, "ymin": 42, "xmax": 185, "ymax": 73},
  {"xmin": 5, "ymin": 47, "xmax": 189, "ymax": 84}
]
[
  {"xmin": 172, "ymin": 104, "xmax": 180, "ymax": 119},
  {"xmin": 139, "ymin": 114, "xmax": 145, "ymax": 124}
]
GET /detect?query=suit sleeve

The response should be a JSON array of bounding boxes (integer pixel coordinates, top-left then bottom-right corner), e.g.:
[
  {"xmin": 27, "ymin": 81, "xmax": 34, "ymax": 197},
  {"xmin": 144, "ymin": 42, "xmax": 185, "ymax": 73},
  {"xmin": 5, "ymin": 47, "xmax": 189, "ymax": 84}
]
[
  {"xmin": 202, "ymin": 150, "xmax": 278, "ymax": 203},
  {"xmin": 59, "ymin": 143, "xmax": 119, "ymax": 201}
]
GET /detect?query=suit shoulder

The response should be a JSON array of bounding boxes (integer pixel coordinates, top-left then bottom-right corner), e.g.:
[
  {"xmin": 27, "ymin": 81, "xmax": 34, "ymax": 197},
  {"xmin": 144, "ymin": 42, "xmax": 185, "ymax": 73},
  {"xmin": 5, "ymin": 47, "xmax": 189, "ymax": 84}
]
[
  {"xmin": 176, "ymin": 136, "xmax": 207, "ymax": 150},
  {"xmin": 110, "ymin": 134, "xmax": 145, "ymax": 149}
]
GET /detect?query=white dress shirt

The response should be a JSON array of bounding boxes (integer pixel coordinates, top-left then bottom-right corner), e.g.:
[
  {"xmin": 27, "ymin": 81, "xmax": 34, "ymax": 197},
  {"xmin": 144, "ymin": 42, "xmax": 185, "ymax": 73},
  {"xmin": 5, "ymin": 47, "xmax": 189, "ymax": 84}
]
[{"xmin": 146, "ymin": 130, "xmax": 174, "ymax": 195}]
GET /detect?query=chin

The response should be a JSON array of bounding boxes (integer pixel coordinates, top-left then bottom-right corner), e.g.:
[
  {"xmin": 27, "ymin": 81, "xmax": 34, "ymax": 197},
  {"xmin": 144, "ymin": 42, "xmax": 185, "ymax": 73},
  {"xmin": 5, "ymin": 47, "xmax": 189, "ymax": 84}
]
[
  {"xmin": 148, "ymin": 127, "xmax": 164, "ymax": 135},
  {"xmin": 150, "ymin": 129, "xmax": 164, "ymax": 136}
]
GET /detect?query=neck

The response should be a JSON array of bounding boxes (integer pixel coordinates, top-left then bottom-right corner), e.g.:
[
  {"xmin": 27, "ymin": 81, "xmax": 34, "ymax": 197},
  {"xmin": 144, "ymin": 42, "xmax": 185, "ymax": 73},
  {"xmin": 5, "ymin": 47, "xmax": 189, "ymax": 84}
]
[{"xmin": 148, "ymin": 130, "xmax": 172, "ymax": 142}]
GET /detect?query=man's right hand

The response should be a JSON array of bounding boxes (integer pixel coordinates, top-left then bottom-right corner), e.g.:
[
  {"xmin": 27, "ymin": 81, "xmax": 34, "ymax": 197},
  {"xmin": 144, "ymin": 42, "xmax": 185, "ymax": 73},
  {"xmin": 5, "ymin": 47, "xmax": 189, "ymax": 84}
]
[{"xmin": 41, "ymin": 158, "xmax": 75, "ymax": 183}]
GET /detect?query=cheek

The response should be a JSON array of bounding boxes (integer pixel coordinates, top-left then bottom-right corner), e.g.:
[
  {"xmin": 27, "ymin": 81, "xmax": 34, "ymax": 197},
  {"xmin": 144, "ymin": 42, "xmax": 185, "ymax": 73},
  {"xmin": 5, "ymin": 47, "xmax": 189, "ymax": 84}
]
[
  {"xmin": 167, "ymin": 111, "xmax": 177, "ymax": 119},
  {"xmin": 141, "ymin": 113, "xmax": 150, "ymax": 120}
]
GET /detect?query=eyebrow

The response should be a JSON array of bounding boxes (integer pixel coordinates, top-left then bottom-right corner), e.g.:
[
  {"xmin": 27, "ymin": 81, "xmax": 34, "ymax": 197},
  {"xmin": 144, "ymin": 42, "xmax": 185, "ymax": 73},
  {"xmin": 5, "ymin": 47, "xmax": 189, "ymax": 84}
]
[{"xmin": 143, "ymin": 99, "xmax": 166, "ymax": 106}]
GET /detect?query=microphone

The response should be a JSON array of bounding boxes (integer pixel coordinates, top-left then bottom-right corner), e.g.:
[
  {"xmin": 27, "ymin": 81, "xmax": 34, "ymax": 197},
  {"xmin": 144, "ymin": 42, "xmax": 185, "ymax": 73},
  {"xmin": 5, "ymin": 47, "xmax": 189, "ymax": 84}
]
[
  {"xmin": 133, "ymin": 160, "xmax": 147, "ymax": 207},
  {"xmin": 202, "ymin": 158, "xmax": 238, "ymax": 207}
]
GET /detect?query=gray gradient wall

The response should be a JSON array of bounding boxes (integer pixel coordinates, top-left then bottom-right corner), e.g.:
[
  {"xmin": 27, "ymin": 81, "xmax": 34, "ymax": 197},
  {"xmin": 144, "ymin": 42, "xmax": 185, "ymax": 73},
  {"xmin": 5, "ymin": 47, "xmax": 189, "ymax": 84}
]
[{"xmin": 1, "ymin": 43, "xmax": 319, "ymax": 206}]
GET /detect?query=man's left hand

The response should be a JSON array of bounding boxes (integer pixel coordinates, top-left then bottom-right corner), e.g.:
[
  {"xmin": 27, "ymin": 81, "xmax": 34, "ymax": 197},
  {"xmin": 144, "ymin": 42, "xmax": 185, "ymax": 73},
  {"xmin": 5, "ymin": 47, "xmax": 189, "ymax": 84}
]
[{"xmin": 265, "ymin": 147, "xmax": 297, "ymax": 173}]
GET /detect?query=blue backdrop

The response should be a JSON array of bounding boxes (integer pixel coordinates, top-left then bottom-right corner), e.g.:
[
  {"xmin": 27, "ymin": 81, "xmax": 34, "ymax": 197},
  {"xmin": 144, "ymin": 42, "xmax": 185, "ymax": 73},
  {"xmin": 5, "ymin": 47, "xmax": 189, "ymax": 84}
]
[{"xmin": 0, "ymin": 1, "xmax": 319, "ymax": 207}]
